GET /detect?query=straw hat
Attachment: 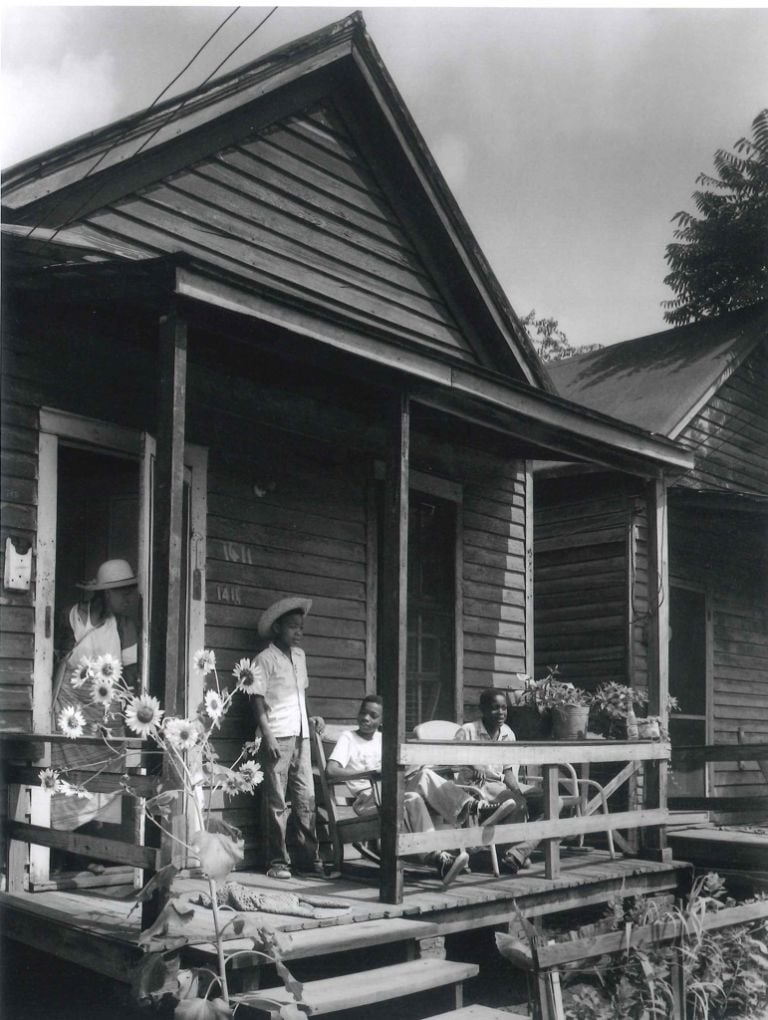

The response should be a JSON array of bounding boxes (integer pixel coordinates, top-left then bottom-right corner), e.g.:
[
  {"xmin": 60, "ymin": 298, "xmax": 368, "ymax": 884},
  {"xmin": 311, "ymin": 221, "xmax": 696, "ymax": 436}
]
[
  {"xmin": 83, "ymin": 559, "xmax": 138, "ymax": 591},
  {"xmin": 258, "ymin": 597, "xmax": 311, "ymax": 639}
]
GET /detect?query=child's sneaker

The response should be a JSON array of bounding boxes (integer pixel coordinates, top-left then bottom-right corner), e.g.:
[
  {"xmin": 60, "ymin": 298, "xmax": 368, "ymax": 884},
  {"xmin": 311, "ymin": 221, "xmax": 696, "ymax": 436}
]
[
  {"xmin": 267, "ymin": 864, "xmax": 291, "ymax": 880},
  {"xmin": 434, "ymin": 850, "xmax": 470, "ymax": 887}
]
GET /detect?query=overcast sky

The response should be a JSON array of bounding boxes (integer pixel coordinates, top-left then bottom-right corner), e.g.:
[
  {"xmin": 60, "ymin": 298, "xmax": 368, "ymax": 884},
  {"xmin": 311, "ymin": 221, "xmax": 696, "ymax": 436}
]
[{"xmin": 2, "ymin": 5, "xmax": 767, "ymax": 348}]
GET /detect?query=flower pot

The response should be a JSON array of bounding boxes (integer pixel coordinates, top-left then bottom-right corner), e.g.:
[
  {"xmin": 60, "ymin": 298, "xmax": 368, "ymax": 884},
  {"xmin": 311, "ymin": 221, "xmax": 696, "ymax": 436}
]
[
  {"xmin": 508, "ymin": 703, "xmax": 553, "ymax": 740},
  {"xmin": 637, "ymin": 717, "xmax": 661, "ymax": 740},
  {"xmin": 552, "ymin": 704, "xmax": 590, "ymax": 740}
]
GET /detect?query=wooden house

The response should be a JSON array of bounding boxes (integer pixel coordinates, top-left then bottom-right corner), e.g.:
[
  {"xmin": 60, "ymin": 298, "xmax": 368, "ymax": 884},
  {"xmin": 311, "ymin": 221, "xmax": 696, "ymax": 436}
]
[
  {"xmin": 1, "ymin": 11, "xmax": 694, "ymax": 927},
  {"xmin": 537, "ymin": 302, "xmax": 768, "ymax": 817}
]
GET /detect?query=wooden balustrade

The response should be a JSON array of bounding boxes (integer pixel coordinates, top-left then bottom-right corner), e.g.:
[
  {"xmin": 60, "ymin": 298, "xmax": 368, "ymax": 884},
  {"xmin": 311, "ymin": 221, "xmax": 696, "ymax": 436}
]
[
  {"xmin": 392, "ymin": 738, "xmax": 671, "ymax": 882},
  {"xmin": 0, "ymin": 731, "xmax": 161, "ymax": 923},
  {"xmin": 670, "ymin": 742, "xmax": 768, "ymax": 815}
]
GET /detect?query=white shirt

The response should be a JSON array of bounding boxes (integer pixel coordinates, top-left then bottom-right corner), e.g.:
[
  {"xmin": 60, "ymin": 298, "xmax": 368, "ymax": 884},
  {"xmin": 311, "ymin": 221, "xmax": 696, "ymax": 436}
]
[
  {"xmin": 328, "ymin": 729, "xmax": 382, "ymax": 797},
  {"xmin": 455, "ymin": 718, "xmax": 518, "ymax": 784},
  {"xmin": 253, "ymin": 643, "xmax": 310, "ymax": 738}
]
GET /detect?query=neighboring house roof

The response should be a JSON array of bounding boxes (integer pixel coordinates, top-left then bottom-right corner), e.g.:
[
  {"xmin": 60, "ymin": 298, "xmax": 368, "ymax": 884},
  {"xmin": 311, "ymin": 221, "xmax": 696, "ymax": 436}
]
[
  {"xmin": 2, "ymin": 12, "xmax": 551, "ymax": 392},
  {"xmin": 547, "ymin": 302, "xmax": 768, "ymax": 439}
]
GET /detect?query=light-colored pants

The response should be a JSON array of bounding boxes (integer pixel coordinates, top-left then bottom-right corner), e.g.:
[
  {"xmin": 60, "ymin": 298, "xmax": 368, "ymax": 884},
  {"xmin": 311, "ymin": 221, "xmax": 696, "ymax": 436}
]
[
  {"xmin": 353, "ymin": 767, "xmax": 473, "ymax": 865},
  {"xmin": 261, "ymin": 735, "xmax": 319, "ymax": 870}
]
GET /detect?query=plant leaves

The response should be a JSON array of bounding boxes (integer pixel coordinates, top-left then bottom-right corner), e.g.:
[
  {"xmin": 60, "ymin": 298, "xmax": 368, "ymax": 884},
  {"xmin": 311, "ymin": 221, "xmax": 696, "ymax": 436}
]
[
  {"xmin": 131, "ymin": 951, "xmax": 181, "ymax": 1004},
  {"xmin": 275, "ymin": 957, "xmax": 303, "ymax": 1001},
  {"xmin": 137, "ymin": 898, "xmax": 195, "ymax": 947},
  {"xmin": 191, "ymin": 830, "xmax": 244, "ymax": 882},
  {"xmin": 174, "ymin": 996, "xmax": 232, "ymax": 1020},
  {"xmin": 135, "ymin": 863, "xmax": 179, "ymax": 904}
]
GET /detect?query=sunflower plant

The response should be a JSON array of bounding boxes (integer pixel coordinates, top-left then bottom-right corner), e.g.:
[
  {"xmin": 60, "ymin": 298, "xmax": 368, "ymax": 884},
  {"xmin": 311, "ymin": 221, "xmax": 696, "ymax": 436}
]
[{"xmin": 46, "ymin": 649, "xmax": 305, "ymax": 1019}]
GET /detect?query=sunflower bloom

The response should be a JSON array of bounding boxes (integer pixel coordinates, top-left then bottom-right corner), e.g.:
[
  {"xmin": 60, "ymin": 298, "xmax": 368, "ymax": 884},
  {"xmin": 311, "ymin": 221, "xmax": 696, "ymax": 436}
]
[
  {"xmin": 125, "ymin": 695, "xmax": 164, "ymax": 737},
  {"xmin": 238, "ymin": 761, "xmax": 263, "ymax": 791},
  {"xmin": 204, "ymin": 689, "xmax": 225, "ymax": 722},
  {"xmin": 39, "ymin": 768, "xmax": 62, "ymax": 795},
  {"xmin": 164, "ymin": 717, "xmax": 201, "ymax": 751},
  {"xmin": 91, "ymin": 676, "xmax": 115, "ymax": 707},
  {"xmin": 93, "ymin": 653, "xmax": 123, "ymax": 684},
  {"xmin": 58, "ymin": 705, "xmax": 86, "ymax": 739},
  {"xmin": 219, "ymin": 769, "xmax": 243, "ymax": 798},
  {"xmin": 193, "ymin": 649, "xmax": 216, "ymax": 676},
  {"xmin": 233, "ymin": 658, "xmax": 262, "ymax": 696},
  {"xmin": 70, "ymin": 658, "xmax": 94, "ymax": 689}
]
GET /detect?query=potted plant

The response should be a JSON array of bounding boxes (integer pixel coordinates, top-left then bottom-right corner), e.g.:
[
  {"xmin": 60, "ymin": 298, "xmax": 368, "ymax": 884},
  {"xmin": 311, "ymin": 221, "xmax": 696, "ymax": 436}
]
[
  {"xmin": 590, "ymin": 681, "xmax": 648, "ymax": 740},
  {"xmin": 506, "ymin": 668, "xmax": 557, "ymax": 739},
  {"xmin": 539, "ymin": 678, "xmax": 593, "ymax": 740}
]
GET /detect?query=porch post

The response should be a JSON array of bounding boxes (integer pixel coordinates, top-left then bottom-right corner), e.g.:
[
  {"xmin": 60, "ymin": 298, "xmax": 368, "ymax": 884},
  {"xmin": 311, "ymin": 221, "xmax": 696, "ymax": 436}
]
[
  {"xmin": 143, "ymin": 300, "xmax": 188, "ymax": 926},
  {"xmin": 642, "ymin": 473, "xmax": 671, "ymax": 861},
  {"xmin": 149, "ymin": 302, "xmax": 188, "ymax": 715},
  {"xmin": 380, "ymin": 393, "xmax": 410, "ymax": 904}
]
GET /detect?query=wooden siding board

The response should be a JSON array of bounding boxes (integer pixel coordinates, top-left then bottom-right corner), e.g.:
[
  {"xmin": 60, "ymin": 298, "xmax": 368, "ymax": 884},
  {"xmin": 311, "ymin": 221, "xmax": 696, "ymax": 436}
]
[{"xmin": 679, "ymin": 343, "xmax": 768, "ymax": 492}]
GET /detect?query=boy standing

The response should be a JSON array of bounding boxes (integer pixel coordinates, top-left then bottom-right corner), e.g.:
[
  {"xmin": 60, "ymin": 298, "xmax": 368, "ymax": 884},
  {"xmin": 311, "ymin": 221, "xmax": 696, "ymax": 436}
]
[
  {"xmin": 327, "ymin": 695, "xmax": 471, "ymax": 886},
  {"xmin": 252, "ymin": 596, "xmax": 325, "ymax": 880}
]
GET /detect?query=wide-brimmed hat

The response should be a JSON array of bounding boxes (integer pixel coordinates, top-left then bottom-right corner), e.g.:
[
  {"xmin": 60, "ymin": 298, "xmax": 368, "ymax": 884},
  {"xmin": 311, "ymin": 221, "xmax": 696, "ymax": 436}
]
[
  {"xmin": 258, "ymin": 597, "xmax": 312, "ymax": 639},
  {"xmin": 83, "ymin": 559, "xmax": 138, "ymax": 591}
]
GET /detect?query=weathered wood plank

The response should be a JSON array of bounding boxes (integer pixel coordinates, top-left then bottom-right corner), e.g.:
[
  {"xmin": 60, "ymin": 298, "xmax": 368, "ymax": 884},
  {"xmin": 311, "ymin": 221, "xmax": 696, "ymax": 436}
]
[{"xmin": 8, "ymin": 822, "xmax": 159, "ymax": 869}]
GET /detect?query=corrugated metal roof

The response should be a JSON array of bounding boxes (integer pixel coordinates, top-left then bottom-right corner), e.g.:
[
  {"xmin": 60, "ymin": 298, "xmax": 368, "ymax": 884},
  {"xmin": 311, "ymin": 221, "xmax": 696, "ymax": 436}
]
[{"xmin": 548, "ymin": 302, "xmax": 768, "ymax": 438}]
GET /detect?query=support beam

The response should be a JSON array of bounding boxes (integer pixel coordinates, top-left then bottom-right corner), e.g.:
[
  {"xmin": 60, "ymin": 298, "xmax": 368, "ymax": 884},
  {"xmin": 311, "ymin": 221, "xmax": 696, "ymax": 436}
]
[
  {"xmin": 144, "ymin": 301, "xmax": 188, "ymax": 925},
  {"xmin": 380, "ymin": 394, "xmax": 410, "ymax": 904},
  {"xmin": 642, "ymin": 475, "xmax": 671, "ymax": 862}
]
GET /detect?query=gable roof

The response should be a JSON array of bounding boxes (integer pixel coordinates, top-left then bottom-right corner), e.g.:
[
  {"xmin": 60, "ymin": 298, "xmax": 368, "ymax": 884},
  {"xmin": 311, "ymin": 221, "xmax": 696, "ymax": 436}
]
[
  {"xmin": 2, "ymin": 12, "xmax": 551, "ymax": 391},
  {"xmin": 547, "ymin": 302, "xmax": 768, "ymax": 439}
]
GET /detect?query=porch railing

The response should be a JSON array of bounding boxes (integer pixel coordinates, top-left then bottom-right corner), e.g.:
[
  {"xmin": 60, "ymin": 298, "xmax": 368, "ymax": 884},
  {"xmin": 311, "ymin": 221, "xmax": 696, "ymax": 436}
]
[
  {"xmin": 670, "ymin": 742, "xmax": 768, "ymax": 817},
  {"xmin": 390, "ymin": 738, "xmax": 671, "ymax": 886},
  {"xmin": 0, "ymin": 731, "xmax": 161, "ymax": 924}
]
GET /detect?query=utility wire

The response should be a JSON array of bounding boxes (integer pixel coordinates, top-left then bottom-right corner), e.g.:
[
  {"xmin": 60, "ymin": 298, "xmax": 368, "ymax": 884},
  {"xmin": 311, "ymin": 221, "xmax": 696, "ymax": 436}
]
[{"xmin": 26, "ymin": 5, "xmax": 262, "ymax": 245}]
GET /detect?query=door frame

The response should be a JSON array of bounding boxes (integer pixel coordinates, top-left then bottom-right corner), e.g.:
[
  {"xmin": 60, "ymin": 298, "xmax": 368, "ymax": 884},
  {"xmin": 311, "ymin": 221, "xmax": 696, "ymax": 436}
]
[
  {"xmin": 33, "ymin": 408, "xmax": 207, "ymax": 883},
  {"xmin": 668, "ymin": 577, "xmax": 713, "ymax": 799}
]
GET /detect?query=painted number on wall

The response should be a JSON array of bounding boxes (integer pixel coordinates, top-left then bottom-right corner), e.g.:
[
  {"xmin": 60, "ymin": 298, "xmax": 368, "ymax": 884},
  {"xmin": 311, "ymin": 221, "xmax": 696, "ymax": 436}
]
[
  {"xmin": 216, "ymin": 584, "xmax": 242, "ymax": 605},
  {"xmin": 222, "ymin": 541, "xmax": 253, "ymax": 565}
]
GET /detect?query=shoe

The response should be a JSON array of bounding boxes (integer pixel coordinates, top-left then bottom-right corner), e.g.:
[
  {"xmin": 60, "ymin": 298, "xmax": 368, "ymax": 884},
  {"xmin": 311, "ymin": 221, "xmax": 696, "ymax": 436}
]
[
  {"xmin": 267, "ymin": 864, "xmax": 292, "ymax": 880},
  {"xmin": 295, "ymin": 861, "xmax": 332, "ymax": 878},
  {"xmin": 474, "ymin": 800, "xmax": 518, "ymax": 825},
  {"xmin": 435, "ymin": 850, "xmax": 470, "ymax": 887},
  {"xmin": 500, "ymin": 851, "xmax": 529, "ymax": 875}
]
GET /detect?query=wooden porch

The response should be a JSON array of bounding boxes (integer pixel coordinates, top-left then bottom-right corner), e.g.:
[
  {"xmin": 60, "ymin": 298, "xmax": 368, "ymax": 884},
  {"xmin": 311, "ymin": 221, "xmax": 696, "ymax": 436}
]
[{"xmin": 0, "ymin": 850, "xmax": 690, "ymax": 1016}]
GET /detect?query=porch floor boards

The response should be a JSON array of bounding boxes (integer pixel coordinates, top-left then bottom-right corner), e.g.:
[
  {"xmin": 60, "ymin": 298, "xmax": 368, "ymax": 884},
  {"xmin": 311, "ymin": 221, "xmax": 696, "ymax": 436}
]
[{"xmin": 0, "ymin": 850, "xmax": 690, "ymax": 984}]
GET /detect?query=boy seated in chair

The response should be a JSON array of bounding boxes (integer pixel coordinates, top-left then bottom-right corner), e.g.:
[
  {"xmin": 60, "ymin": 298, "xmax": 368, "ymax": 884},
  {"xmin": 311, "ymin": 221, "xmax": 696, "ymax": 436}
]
[
  {"xmin": 326, "ymin": 695, "xmax": 473, "ymax": 886},
  {"xmin": 456, "ymin": 688, "xmax": 544, "ymax": 873}
]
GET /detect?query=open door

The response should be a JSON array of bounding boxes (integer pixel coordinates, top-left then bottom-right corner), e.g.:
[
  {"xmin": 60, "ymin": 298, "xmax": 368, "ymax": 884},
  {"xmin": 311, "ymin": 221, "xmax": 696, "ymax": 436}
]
[{"xmin": 32, "ymin": 410, "xmax": 206, "ymax": 886}]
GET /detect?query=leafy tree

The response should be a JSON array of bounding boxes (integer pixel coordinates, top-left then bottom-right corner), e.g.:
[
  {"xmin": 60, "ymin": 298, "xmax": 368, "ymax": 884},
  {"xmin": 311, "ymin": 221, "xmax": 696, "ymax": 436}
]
[
  {"xmin": 662, "ymin": 109, "xmax": 768, "ymax": 325},
  {"xmin": 523, "ymin": 310, "xmax": 601, "ymax": 363}
]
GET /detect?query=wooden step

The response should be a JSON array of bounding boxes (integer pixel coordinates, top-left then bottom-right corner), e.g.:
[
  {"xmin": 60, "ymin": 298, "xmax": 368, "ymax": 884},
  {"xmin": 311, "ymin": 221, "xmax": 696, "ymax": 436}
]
[
  {"xmin": 425, "ymin": 1006, "xmax": 529, "ymax": 1019},
  {"xmin": 235, "ymin": 958, "xmax": 479, "ymax": 1015},
  {"xmin": 186, "ymin": 916, "xmax": 440, "ymax": 969}
]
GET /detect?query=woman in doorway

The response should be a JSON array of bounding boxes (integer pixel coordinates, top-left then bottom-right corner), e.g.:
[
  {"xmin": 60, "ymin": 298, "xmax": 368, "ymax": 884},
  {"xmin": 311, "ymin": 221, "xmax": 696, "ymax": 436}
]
[{"xmin": 51, "ymin": 559, "xmax": 139, "ymax": 847}]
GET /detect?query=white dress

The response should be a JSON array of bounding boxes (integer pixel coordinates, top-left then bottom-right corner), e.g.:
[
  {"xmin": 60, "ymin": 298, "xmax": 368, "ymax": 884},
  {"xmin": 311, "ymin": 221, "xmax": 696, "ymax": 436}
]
[{"xmin": 50, "ymin": 603, "xmax": 126, "ymax": 830}]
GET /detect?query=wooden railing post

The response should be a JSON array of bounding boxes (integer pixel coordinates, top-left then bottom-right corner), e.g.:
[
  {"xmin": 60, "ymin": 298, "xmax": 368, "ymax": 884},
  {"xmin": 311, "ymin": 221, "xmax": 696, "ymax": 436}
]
[
  {"xmin": 642, "ymin": 474, "xmax": 671, "ymax": 862},
  {"xmin": 380, "ymin": 393, "xmax": 409, "ymax": 904},
  {"xmin": 542, "ymin": 764, "xmax": 561, "ymax": 880}
]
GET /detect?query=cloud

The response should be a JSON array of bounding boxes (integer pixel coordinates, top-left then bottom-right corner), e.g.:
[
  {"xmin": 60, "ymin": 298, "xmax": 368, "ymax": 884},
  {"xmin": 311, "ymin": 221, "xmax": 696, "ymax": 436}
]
[{"xmin": 3, "ymin": 50, "xmax": 118, "ymax": 167}]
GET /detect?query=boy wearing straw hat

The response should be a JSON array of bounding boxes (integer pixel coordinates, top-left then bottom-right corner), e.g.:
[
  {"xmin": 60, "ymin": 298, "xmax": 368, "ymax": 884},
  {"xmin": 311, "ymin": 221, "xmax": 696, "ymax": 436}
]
[{"xmin": 252, "ymin": 596, "xmax": 326, "ymax": 879}]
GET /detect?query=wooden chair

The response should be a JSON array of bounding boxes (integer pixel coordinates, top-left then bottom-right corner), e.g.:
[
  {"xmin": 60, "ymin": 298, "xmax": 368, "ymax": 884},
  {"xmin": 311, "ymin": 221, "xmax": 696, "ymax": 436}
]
[
  {"xmin": 412, "ymin": 720, "xmax": 507, "ymax": 875},
  {"xmin": 311, "ymin": 724, "xmax": 382, "ymax": 872}
]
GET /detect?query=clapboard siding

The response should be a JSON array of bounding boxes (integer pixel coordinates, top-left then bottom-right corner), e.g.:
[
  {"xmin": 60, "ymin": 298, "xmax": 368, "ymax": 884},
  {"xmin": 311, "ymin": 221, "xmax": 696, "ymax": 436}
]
[
  {"xmin": 534, "ymin": 491, "xmax": 631, "ymax": 688},
  {"xmin": 669, "ymin": 507, "xmax": 768, "ymax": 800},
  {"xmin": 462, "ymin": 465, "xmax": 527, "ymax": 713},
  {"xmin": 0, "ymin": 325, "xmax": 39, "ymax": 734},
  {"xmin": 677, "ymin": 343, "xmax": 768, "ymax": 493},
  {"xmin": 80, "ymin": 104, "xmax": 474, "ymax": 362}
]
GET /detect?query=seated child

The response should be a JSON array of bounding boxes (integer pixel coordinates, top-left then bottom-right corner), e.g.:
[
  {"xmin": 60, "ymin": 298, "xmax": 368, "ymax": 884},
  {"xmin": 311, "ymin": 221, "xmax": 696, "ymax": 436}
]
[
  {"xmin": 326, "ymin": 695, "xmax": 471, "ymax": 885},
  {"xmin": 455, "ymin": 687, "xmax": 544, "ymax": 873}
]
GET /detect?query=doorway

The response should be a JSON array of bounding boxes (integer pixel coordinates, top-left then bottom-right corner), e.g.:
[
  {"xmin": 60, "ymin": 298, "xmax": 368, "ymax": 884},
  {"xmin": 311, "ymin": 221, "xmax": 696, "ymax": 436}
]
[{"xmin": 668, "ymin": 584, "xmax": 710, "ymax": 798}]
